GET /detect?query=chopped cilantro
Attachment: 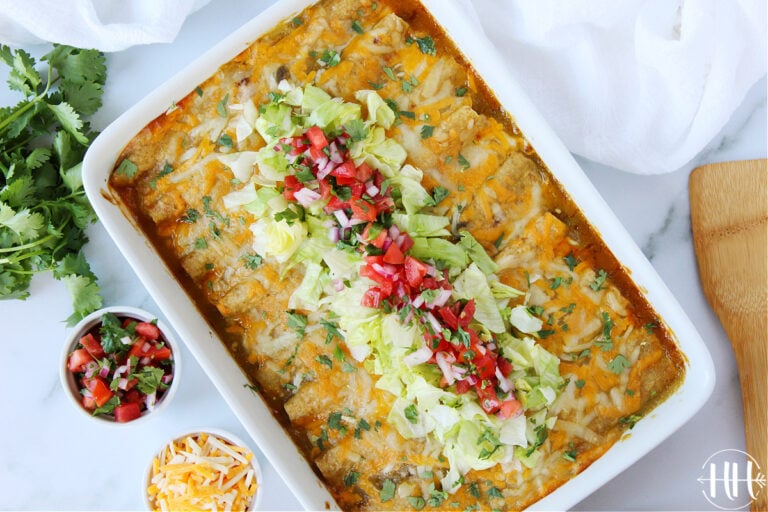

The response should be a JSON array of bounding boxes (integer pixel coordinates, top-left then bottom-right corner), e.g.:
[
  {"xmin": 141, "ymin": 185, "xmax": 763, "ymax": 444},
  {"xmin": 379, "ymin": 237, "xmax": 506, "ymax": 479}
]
[
  {"xmin": 241, "ymin": 252, "xmax": 263, "ymax": 270},
  {"xmin": 457, "ymin": 152, "xmax": 470, "ymax": 170},
  {"xmin": 319, "ymin": 49, "xmax": 341, "ymax": 67},
  {"xmin": 590, "ymin": 269, "xmax": 608, "ymax": 291},
  {"xmin": 408, "ymin": 35, "xmax": 437, "ymax": 56},
  {"xmin": 344, "ymin": 471, "xmax": 360, "ymax": 487},
  {"xmin": 404, "ymin": 403, "xmax": 419, "ymax": 424},
  {"xmin": 216, "ymin": 93, "xmax": 229, "ymax": 118},
  {"xmin": 286, "ymin": 310, "xmax": 308, "ymax": 338},
  {"xmin": 380, "ymin": 479, "xmax": 396, "ymax": 502},
  {"xmin": 564, "ymin": 252, "xmax": 579, "ymax": 271},
  {"xmin": 218, "ymin": 133, "xmax": 233, "ymax": 148},
  {"xmin": 455, "ymin": 86, "xmax": 468, "ymax": 97},
  {"xmin": 316, "ymin": 354, "xmax": 333, "ymax": 369},
  {"xmin": 115, "ymin": 158, "xmax": 138, "ymax": 178},
  {"xmin": 420, "ymin": 124, "xmax": 434, "ymax": 139},
  {"xmin": 351, "ymin": 20, "xmax": 364, "ymax": 34},
  {"xmin": 407, "ymin": 496, "xmax": 426, "ymax": 510},
  {"xmin": 608, "ymin": 354, "xmax": 631, "ymax": 374}
]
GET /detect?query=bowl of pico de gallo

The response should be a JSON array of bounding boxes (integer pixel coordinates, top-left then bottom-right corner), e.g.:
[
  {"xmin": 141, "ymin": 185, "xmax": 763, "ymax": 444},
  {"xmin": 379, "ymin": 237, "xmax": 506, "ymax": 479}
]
[{"xmin": 60, "ymin": 305, "xmax": 180, "ymax": 424}]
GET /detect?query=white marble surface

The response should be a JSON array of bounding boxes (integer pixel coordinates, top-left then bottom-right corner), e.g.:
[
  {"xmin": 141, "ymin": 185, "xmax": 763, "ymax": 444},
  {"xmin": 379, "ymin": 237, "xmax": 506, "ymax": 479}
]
[{"xmin": 0, "ymin": 1, "xmax": 765, "ymax": 510}]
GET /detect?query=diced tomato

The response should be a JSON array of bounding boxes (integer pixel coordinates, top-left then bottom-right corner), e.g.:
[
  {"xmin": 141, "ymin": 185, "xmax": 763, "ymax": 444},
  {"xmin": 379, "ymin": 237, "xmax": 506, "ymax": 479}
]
[
  {"xmin": 135, "ymin": 322, "xmax": 161, "ymax": 341},
  {"xmin": 498, "ymin": 398, "xmax": 522, "ymax": 419},
  {"xmin": 114, "ymin": 402, "xmax": 142, "ymax": 423},
  {"xmin": 325, "ymin": 195, "xmax": 349, "ymax": 211},
  {"xmin": 474, "ymin": 353, "xmax": 497, "ymax": 380},
  {"xmin": 383, "ymin": 243, "xmax": 404, "ymax": 264},
  {"xmin": 399, "ymin": 233, "xmax": 414, "ymax": 252},
  {"xmin": 350, "ymin": 181, "xmax": 365, "ymax": 199},
  {"xmin": 356, "ymin": 163, "xmax": 374, "ymax": 182},
  {"xmin": 362, "ymin": 288, "xmax": 384, "ymax": 308},
  {"xmin": 318, "ymin": 178, "xmax": 332, "ymax": 199},
  {"xmin": 458, "ymin": 299, "xmax": 475, "ymax": 328},
  {"xmin": 129, "ymin": 337, "xmax": 150, "ymax": 359},
  {"xmin": 476, "ymin": 384, "xmax": 501, "ymax": 414},
  {"xmin": 359, "ymin": 265, "xmax": 394, "ymax": 295},
  {"xmin": 455, "ymin": 379, "xmax": 471, "ymax": 394},
  {"xmin": 79, "ymin": 333, "xmax": 105, "ymax": 359},
  {"xmin": 283, "ymin": 175, "xmax": 303, "ymax": 201},
  {"xmin": 309, "ymin": 145, "xmax": 326, "ymax": 161},
  {"xmin": 146, "ymin": 344, "xmax": 172, "ymax": 361},
  {"xmin": 68, "ymin": 348, "xmax": 94, "ymax": 373},
  {"xmin": 497, "ymin": 356, "xmax": 514, "ymax": 377},
  {"xmin": 363, "ymin": 224, "xmax": 388, "ymax": 248},
  {"xmin": 351, "ymin": 199, "xmax": 378, "ymax": 222},
  {"xmin": 438, "ymin": 306, "xmax": 459, "ymax": 330},
  {"xmin": 331, "ymin": 161, "xmax": 357, "ymax": 186},
  {"xmin": 306, "ymin": 126, "xmax": 328, "ymax": 149},
  {"xmin": 84, "ymin": 377, "xmax": 114, "ymax": 408},
  {"xmin": 123, "ymin": 389, "xmax": 142, "ymax": 405},
  {"xmin": 404, "ymin": 256, "xmax": 428, "ymax": 288},
  {"xmin": 420, "ymin": 277, "xmax": 439, "ymax": 290}
]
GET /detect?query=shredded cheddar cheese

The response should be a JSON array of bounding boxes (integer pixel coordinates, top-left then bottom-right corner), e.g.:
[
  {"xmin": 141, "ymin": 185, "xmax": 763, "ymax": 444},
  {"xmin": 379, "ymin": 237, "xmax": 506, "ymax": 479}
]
[{"xmin": 147, "ymin": 432, "xmax": 258, "ymax": 512}]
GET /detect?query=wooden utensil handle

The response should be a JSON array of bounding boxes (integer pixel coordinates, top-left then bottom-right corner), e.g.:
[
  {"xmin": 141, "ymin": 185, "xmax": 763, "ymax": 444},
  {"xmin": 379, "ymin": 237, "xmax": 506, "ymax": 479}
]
[{"xmin": 689, "ymin": 159, "xmax": 768, "ymax": 512}]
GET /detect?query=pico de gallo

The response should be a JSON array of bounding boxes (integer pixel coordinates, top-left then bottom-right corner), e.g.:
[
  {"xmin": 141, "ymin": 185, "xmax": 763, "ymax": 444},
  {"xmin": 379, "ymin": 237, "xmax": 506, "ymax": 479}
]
[
  {"xmin": 66, "ymin": 312, "xmax": 174, "ymax": 422},
  {"xmin": 275, "ymin": 125, "xmax": 521, "ymax": 418}
]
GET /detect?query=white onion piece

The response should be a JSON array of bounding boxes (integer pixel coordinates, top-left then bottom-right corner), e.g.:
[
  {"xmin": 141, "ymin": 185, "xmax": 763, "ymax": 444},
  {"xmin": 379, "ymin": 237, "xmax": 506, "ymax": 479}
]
[
  {"xmin": 435, "ymin": 352, "xmax": 455, "ymax": 385},
  {"xmin": 410, "ymin": 294, "xmax": 425, "ymax": 309},
  {"xmin": 117, "ymin": 378, "xmax": 129, "ymax": 390},
  {"xmin": 403, "ymin": 344, "xmax": 433, "ymax": 367},
  {"xmin": 425, "ymin": 312, "xmax": 443, "ymax": 336},
  {"xmin": 333, "ymin": 210, "xmax": 351, "ymax": 228},
  {"xmin": 293, "ymin": 187, "xmax": 321, "ymax": 207},
  {"xmin": 366, "ymin": 184, "xmax": 379, "ymax": 197},
  {"xmin": 146, "ymin": 391, "xmax": 157, "ymax": 411},
  {"xmin": 429, "ymin": 288, "xmax": 452, "ymax": 308}
]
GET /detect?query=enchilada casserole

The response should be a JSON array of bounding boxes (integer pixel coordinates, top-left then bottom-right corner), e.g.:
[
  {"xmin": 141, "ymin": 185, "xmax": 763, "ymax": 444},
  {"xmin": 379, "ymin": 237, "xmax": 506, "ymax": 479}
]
[{"xmin": 109, "ymin": 0, "xmax": 686, "ymax": 509}]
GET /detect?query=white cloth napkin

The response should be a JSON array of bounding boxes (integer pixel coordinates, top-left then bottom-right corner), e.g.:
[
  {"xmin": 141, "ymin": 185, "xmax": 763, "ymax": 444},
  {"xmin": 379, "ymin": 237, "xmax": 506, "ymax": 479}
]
[
  {"xmin": 463, "ymin": 0, "xmax": 767, "ymax": 174},
  {"xmin": 0, "ymin": 0, "xmax": 210, "ymax": 52},
  {"xmin": 1, "ymin": 0, "xmax": 763, "ymax": 174}
]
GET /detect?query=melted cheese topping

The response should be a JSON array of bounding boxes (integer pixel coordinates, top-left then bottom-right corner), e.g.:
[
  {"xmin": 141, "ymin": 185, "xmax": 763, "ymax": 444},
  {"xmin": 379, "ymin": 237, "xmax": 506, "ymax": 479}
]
[
  {"xmin": 147, "ymin": 432, "xmax": 258, "ymax": 512},
  {"xmin": 112, "ymin": 0, "xmax": 686, "ymax": 509}
]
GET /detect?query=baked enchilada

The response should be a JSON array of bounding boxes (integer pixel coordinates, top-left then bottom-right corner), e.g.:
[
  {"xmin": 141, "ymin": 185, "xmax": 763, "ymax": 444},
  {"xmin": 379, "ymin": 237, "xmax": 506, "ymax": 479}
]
[{"xmin": 109, "ymin": 0, "xmax": 685, "ymax": 509}]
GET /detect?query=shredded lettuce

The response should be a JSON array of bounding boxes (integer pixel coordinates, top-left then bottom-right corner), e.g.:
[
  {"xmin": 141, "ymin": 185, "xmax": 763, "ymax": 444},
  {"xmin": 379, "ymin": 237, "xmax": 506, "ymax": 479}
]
[
  {"xmin": 458, "ymin": 231, "xmax": 498, "ymax": 275},
  {"xmin": 508, "ymin": 305, "xmax": 543, "ymax": 334},
  {"xmin": 253, "ymin": 145, "xmax": 290, "ymax": 182},
  {"xmin": 249, "ymin": 216, "xmax": 307, "ymax": 264},
  {"xmin": 308, "ymin": 98, "xmax": 362, "ymax": 132},
  {"xmin": 349, "ymin": 126, "xmax": 407, "ymax": 177},
  {"xmin": 288, "ymin": 261, "xmax": 329, "ymax": 310},
  {"xmin": 409, "ymin": 237, "xmax": 468, "ymax": 271},
  {"xmin": 254, "ymin": 102, "xmax": 302, "ymax": 144},
  {"xmin": 243, "ymin": 187, "xmax": 281, "ymax": 218},
  {"xmin": 451, "ymin": 263, "xmax": 506, "ymax": 333},
  {"xmin": 389, "ymin": 164, "xmax": 431, "ymax": 215},
  {"xmin": 354, "ymin": 89, "xmax": 396, "ymax": 129},
  {"xmin": 301, "ymin": 84, "xmax": 332, "ymax": 112},
  {"xmin": 222, "ymin": 182, "xmax": 258, "ymax": 210},
  {"xmin": 392, "ymin": 212, "xmax": 451, "ymax": 238}
]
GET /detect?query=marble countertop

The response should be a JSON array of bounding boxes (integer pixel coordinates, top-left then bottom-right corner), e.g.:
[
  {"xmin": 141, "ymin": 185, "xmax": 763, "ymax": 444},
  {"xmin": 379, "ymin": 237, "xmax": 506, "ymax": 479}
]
[{"xmin": 1, "ymin": 1, "xmax": 765, "ymax": 510}]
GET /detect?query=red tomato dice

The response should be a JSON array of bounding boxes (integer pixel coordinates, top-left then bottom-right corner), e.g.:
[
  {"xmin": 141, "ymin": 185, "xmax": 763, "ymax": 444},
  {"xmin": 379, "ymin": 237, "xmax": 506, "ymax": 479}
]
[
  {"xmin": 114, "ymin": 402, "xmax": 142, "ymax": 423},
  {"xmin": 404, "ymin": 256, "xmax": 428, "ymax": 288},
  {"xmin": 306, "ymin": 126, "xmax": 328, "ymax": 149},
  {"xmin": 79, "ymin": 333, "xmax": 105, "ymax": 359},
  {"xmin": 84, "ymin": 377, "xmax": 114, "ymax": 408},
  {"xmin": 383, "ymin": 243, "xmax": 404, "ymax": 264},
  {"xmin": 68, "ymin": 348, "xmax": 94, "ymax": 373}
]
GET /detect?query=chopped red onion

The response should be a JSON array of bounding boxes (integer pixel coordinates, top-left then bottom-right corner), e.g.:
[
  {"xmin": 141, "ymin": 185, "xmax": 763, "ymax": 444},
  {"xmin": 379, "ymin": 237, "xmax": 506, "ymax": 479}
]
[
  {"xmin": 117, "ymin": 378, "xmax": 129, "ymax": 390},
  {"xmin": 425, "ymin": 264, "xmax": 437, "ymax": 277},
  {"xmin": 333, "ymin": 279, "xmax": 345, "ymax": 292},
  {"xmin": 436, "ymin": 352, "xmax": 455, "ymax": 385},
  {"xmin": 410, "ymin": 294, "xmax": 425, "ymax": 309},
  {"xmin": 428, "ymin": 288, "xmax": 452, "ymax": 309},
  {"xmin": 83, "ymin": 361, "xmax": 99, "ymax": 379},
  {"xmin": 333, "ymin": 210, "xmax": 351, "ymax": 228},
  {"xmin": 425, "ymin": 311, "xmax": 442, "ymax": 336},
  {"xmin": 113, "ymin": 364, "xmax": 128, "ymax": 380},
  {"xmin": 161, "ymin": 373, "xmax": 173, "ymax": 385},
  {"xmin": 142, "ymin": 342, "xmax": 150, "ymax": 353},
  {"xmin": 294, "ymin": 187, "xmax": 321, "ymax": 207},
  {"xmin": 329, "ymin": 142, "xmax": 343, "ymax": 164},
  {"xmin": 316, "ymin": 157, "xmax": 335, "ymax": 179},
  {"xmin": 328, "ymin": 227, "xmax": 340, "ymax": 243},
  {"xmin": 120, "ymin": 335, "xmax": 132, "ymax": 346},
  {"xmin": 389, "ymin": 225, "xmax": 400, "ymax": 239},
  {"xmin": 496, "ymin": 367, "xmax": 513, "ymax": 393},
  {"xmin": 99, "ymin": 365, "xmax": 110, "ymax": 379},
  {"xmin": 366, "ymin": 184, "xmax": 379, "ymax": 197},
  {"xmin": 371, "ymin": 262, "xmax": 398, "ymax": 278}
]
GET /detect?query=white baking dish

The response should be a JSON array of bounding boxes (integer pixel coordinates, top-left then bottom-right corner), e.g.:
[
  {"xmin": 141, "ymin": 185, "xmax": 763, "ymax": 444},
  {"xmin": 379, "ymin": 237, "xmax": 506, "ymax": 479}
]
[{"xmin": 82, "ymin": 0, "xmax": 716, "ymax": 509}]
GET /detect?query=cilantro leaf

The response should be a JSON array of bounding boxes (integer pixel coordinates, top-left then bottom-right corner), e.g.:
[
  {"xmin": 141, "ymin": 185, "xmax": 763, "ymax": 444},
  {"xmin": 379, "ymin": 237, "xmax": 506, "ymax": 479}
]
[
  {"xmin": 132, "ymin": 366, "xmax": 165, "ymax": 394},
  {"xmin": 99, "ymin": 312, "xmax": 132, "ymax": 354}
]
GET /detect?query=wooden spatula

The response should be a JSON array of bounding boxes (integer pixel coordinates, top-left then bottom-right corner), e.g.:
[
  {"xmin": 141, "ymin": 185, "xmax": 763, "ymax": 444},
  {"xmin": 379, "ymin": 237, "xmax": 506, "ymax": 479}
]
[{"xmin": 690, "ymin": 159, "xmax": 767, "ymax": 512}]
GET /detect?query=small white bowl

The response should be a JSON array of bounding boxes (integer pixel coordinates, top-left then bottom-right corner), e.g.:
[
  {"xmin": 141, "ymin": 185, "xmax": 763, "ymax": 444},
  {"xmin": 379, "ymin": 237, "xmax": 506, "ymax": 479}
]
[
  {"xmin": 145, "ymin": 428, "xmax": 263, "ymax": 511},
  {"xmin": 60, "ymin": 305, "xmax": 181, "ymax": 426}
]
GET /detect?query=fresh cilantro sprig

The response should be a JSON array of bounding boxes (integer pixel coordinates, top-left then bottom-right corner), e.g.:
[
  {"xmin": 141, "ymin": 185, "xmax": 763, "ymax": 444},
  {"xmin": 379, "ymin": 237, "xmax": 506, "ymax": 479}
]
[{"xmin": 0, "ymin": 44, "xmax": 106, "ymax": 324}]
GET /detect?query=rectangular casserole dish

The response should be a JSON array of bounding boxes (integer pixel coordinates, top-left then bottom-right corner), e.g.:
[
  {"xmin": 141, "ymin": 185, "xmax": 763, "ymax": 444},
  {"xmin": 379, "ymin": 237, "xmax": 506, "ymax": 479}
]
[{"xmin": 82, "ymin": 0, "xmax": 715, "ymax": 509}]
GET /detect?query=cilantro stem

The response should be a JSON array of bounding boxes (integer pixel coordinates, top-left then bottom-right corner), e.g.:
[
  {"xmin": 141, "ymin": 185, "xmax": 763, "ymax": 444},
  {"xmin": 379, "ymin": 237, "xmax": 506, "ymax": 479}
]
[
  {"xmin": 0, "ymin": 232, "xmax": 58, "ymax": 253},
  {"xmin": 0, "ymin": 66, "xmax": 52, "ymax": 135}
]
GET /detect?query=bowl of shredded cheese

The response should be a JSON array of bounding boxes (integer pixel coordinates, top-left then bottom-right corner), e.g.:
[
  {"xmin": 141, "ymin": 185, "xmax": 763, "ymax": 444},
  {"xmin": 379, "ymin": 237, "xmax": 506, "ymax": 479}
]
[{"xmin": 145, "ymin": 428, "xmax": 262, "ymax": 511}]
